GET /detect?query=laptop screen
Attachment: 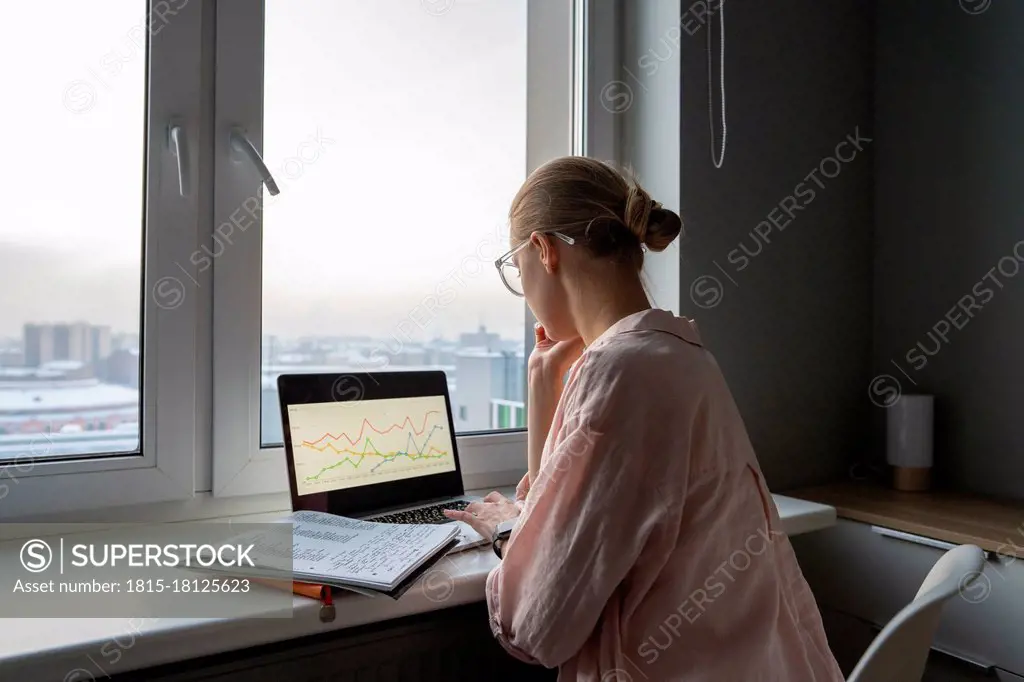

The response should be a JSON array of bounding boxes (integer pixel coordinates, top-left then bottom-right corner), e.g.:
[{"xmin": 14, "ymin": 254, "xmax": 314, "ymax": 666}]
[
  {"xmin": 278, "ymin": 371, "xmax": 466, "ymax": 516},
  {"xmin": 286, "ymin": 395, "xmax": 457, "ymax": 497}
]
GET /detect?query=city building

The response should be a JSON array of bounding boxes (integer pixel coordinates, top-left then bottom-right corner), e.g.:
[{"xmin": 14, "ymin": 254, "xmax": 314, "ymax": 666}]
[
  {"xmin": 112, "ymin": 332, "xmax": 140, "ymax": 353},
  {"xmin": 23, "ymin": 324, "xmax": 55, "ymax": 368},
  {"xmin": 459, "ymin": 325, "xmax": 501, "ymax": 351},
  {"xmin": 90, "ymin": 326, "xmax": 113, "ymax": 366},
  {"xmin": 0, "ymin": 363, "xmax": 138, "ymax": 435},
  {"xmin": 0, "ymin": 348, "xmax": 24, "ymax": 368},
  {"xmin": 490, "ymin": 398, "xmax": 526, "ymax": 429},
  {"xmin": 23, "ymin": 322, "xmax": 113, "ymax": 369},
  {"xmin": 453, "ymin": 349, "xmax": 525, "ymax": 431},
  {"xmin": 0, "ymin": 324, "xmax": 138, "ymax": 458},
  {"xmin": 2, "ymin": 323, "xmax": 524, "ymax": 458},
  {"xmin": 52, "ymin": 323, "xmax": 91, "ymax": 363},
  {"xmin": 104, "ymin": 348, "xmax": 140, "ymax": 389}
]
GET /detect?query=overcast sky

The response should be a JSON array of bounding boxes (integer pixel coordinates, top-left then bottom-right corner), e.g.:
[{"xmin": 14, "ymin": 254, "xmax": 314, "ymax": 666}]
[{"xmin": 0, "ymin": 0, "xmax": 527, "ymax": 343}]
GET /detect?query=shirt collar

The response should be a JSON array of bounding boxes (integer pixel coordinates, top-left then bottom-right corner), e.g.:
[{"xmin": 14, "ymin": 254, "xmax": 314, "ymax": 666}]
[{"xmin": 589, "ymin": 308, "xmax": 704, "ymax": 349}]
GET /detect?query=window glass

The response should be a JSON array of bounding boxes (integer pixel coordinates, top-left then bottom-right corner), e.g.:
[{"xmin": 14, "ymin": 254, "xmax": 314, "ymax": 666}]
[
  {"xmin": 0, "ymin": 2, "xmax": 146, "ymax": 460},
  {"xmin": 260, "ymin": 0, "xmax": 528, "ymax": 445}
]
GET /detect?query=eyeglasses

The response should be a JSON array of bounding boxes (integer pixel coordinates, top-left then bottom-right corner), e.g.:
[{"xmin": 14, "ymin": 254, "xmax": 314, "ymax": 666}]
[{"xmin": 494, "ymin": 232, "xmax": 576, "ymax": 297}]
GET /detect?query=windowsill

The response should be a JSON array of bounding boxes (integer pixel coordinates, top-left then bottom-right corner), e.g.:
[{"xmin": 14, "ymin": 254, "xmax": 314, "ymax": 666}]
[{"xmin": 0, "ymin": 493, "xmax": 836, "ymax": 680}]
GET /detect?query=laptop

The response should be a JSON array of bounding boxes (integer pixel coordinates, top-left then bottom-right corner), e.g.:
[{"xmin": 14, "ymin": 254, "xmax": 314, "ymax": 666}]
[{"xmin": 277, "ymin": 370, "xmax": 487, "ymax": 553}]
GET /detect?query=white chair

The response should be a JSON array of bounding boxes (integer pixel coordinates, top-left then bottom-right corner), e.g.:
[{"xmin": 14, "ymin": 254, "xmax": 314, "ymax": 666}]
[{"xmin": 846, "ymin": 543, "xmax": 986, "ymax": 682}]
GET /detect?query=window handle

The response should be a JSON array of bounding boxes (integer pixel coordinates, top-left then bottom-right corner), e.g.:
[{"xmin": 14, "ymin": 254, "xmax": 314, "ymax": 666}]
[
  {"xmin": 168, "ymin": 123, "xmax": 190, "ymax": 198},
  {"xmin": 229, "ymin": 126, "xmax": 280, "ymax": 196}
]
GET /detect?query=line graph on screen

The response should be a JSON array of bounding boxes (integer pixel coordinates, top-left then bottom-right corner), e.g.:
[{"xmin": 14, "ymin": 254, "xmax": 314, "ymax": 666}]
[{"xmin": 288, "ymin": 396, "xmax": 456, "ymax": 494}]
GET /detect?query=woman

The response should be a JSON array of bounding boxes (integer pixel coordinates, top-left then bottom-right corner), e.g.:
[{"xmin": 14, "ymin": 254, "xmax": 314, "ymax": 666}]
[{"xmin": 445, "ymin": 157, "xmax": 843, "ymax": 681}]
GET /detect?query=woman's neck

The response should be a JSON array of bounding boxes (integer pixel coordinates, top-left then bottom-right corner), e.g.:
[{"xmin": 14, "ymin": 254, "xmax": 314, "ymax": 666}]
[{"xmin": 573, "ymin": 274, "xmax": 653, "ymax": 347}]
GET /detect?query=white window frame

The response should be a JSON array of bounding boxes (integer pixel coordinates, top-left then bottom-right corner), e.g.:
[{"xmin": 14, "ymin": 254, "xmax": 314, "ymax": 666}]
[
  {"xmin": 1, "ymin": 0, "xmax": 205, "ymax": 519},
  {"xmin": 3, "ymin": 0, "xmax": 605, "ymax": 521},
  {"xmin": 210, "ymin": 0, "xmax": 579, "ymax": 498},
  {"xmin": 586, "ymin": 0, "xmax": 682, "ymax": 314}
]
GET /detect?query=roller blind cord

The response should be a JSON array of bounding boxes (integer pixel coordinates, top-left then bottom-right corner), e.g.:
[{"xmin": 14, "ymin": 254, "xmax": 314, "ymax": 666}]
[{"xmin": 708, "ymin": 0, "xmax": 727, "ymax": 169}]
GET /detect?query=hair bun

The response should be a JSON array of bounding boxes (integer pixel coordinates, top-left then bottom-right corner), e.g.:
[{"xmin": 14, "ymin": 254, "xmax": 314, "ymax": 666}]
[
  {"xmin": 624, "ymin": 185, "xmax": 682, "ymax": 252},
  {"xmin": 623, "ymin": 185, "xmax": 654, "ymax": 244},
  {"xmin": 645, "ymin": 205, "xmax": 683, "ymax": 252}
]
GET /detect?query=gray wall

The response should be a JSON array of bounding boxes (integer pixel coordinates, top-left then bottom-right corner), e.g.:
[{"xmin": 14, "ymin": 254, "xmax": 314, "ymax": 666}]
[
  {"xmin": 873, "ymin": 0, "xmax": 1024, "ymax": 500},
  {"xmin": 678, "ymin": 0, "xmax": 875, "ymax": 491}
]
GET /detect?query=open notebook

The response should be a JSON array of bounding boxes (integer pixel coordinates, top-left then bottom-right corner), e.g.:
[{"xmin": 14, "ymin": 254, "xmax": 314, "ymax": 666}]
[{"xmin": 207, "ymin": 510, "xmax": 459, "ymax": 599}]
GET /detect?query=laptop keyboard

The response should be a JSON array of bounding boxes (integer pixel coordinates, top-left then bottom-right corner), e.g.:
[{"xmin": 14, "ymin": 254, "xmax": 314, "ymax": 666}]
[{"xmin": 368, "ymin": 500, "xmax": 471, "ymax": 525}]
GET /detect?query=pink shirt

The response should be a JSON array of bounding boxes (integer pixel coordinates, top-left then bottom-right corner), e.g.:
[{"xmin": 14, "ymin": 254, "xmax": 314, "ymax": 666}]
[{"xmin": 485, "ymin": 309, "xmax": 844, "ymax": 681}]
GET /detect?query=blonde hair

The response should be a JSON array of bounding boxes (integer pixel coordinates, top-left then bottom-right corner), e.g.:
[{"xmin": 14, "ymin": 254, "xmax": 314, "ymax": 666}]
[{"xmin": 509, "ymin": 156, "xmax": 683, "ymax": 269}]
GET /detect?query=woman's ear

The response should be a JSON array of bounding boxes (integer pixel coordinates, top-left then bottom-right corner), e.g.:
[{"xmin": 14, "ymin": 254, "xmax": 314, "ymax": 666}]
[{"xmin": 530, "ymin": 232, "xmax": 560, "ymax": 274}]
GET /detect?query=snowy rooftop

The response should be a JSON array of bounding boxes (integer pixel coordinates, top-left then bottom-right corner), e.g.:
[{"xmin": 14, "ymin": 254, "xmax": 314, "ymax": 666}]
[{"xmin": 0, "ymin": 378, "xmax": 138, "ymax": 413}]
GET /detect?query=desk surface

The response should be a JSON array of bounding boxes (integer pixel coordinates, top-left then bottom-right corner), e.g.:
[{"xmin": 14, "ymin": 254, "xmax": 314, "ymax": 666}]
[
  {"xmin": 0, "ymin": 493, "xmax": 835, "ymax": 681},
  {"xmin": 790, "ymin": 482, "xmax": 1024, "ymax": 559}
]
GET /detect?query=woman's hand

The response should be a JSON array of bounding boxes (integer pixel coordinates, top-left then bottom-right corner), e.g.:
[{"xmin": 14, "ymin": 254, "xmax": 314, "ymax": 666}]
[
  {"xmin": 515, "ymin": 471, "xmax": 530, "ymax": 502},
  {"xmin": 527, "ymin": 324, "xmax": 584, "ymax": 386},
  {"xmin": 443, "ymin": 492, "xmax": 520, "ymax": 541},
  {"xmin": 527, "ymin": 324, "xmax": 582, "ymax": 485}
]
